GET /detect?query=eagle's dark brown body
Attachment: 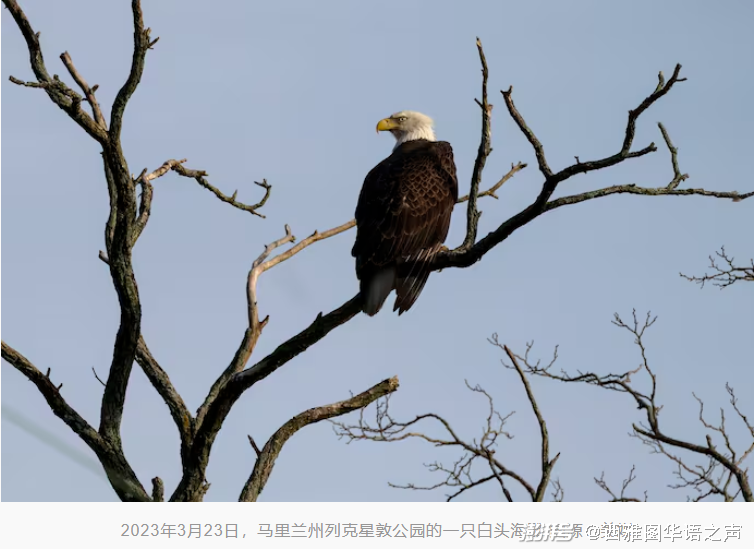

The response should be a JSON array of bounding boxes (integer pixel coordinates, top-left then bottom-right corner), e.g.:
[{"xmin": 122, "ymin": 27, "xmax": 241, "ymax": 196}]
[{"xmin": 352, "ymin": 139, "xmax": 459, "ymax": 315}]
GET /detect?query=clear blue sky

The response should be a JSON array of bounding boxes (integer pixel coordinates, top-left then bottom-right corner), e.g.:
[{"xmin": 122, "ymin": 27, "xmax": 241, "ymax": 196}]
[{"xmin": 2, "ymin": 0, "xmax": 752, "ymax": 502}]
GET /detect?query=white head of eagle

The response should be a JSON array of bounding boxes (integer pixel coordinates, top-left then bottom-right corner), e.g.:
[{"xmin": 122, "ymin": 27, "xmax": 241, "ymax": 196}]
[{"xmin": 352, "ymin": 111, "xmax": 459, "ymax": 316}]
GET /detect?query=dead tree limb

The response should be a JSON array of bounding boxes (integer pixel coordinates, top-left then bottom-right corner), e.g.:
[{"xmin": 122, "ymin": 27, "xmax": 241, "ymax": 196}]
[
  {"xmin": 1, "ymin": 342, "xmax": 150, "ymax": 501},
  {"xmin": 332, "ymin": 371, "xmax": 555, "ymax": 502},
  {"xmin": 240, "ymin": 377, "xmax": 399, "ymax": 502},
  {"xmin": 506, "ymin": 310, "xmax": 753, "ymax": 502}
]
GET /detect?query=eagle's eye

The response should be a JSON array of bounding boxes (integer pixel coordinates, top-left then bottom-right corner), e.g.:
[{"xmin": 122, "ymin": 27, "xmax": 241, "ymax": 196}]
[{"xmin": 397, "ymin": 117, "xmax": 407, "ymax": 122}]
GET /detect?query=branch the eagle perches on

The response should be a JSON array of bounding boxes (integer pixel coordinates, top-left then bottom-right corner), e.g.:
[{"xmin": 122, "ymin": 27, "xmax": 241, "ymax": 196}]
[{"xmin": 2, "ymin": 0, "xmax": 750, "ymax": 502}]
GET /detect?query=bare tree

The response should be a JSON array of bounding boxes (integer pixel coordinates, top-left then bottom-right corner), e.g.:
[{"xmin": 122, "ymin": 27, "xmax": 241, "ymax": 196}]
[
  {"xmin": 337, "ymin": 262, "xmax": 753, "ymax": 502},
  {"xmin": 2, "ymin": 1, "xmax": 750, "ymax": 502}
]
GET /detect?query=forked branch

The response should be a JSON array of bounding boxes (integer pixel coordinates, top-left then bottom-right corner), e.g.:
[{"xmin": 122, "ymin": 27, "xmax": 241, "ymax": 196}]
[
  {"xmin": 507, "ymin": 311, "xmax": 753, "ymax": 502},
  {"xmin": 240, "ymin": 377, "xmax": 399, "ymax": 501},
  {"xmin": 680, "ymin": 246, "xmax": 754, "ymax": 289},
  {"xmin": 461, "ymin": 37, "xmax": 494, "ymax": 249},
  {"xmin": 431, "ymin": 63, "xmax": 749, "ymax": 273},
  {"xmin": 1, "ymin": 342, "xmax": 150, "ymax": 501},
  {"xmin": 332, "ymin": 363, "xmax": 558, "ymax": 502},
  {"xmin": 595, "ymin": 466, "xmax": 647, "ymax": 502}
]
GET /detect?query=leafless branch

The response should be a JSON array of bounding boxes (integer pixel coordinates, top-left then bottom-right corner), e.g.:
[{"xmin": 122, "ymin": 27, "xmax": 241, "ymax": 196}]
[
  {"xmin": 131, "ymin": 170, "xmax": 153, "ymax": 246},
  {"xmin": 594, "ymin": 466, "xmax": 647, "ymax": 502},
  {"xmin": 5, "ymin": 0, "xmax": 750, "ymax": 506},
  {"xmin": 426, "ymin": 64, "xmax": 749, "ymax": 275},
  {"xmin": 333, "ymin": 368, "xmax": 561, "ymax": 502},
  {"xmin": 550, "ymin": 479, "xmax": 565, "ymax": 502},
  {"xmin": 130, "ymin": 159, "xmax": 189, "ymax": 246},
  {"xmin": 507, "ymin": 311, "xmax": 753, "ymax": 502},
  {"xmin": 461, "ymin": 37, "xmax": 493, "ymax": 250},
  {"xmin": 657, "ymin": 122, "xmax": 688, "ymax": 189},
  {"xmin": 680, "ymin": 246, "xmax": 754, "ymax": 289},
  {"xmin": 1, "ymin": 342, "xmax": 150, "ymax": 501},
  {"xmin": 4, "ymin": 0, "xmax": 153, "ymax": 492},
  {"xmin": 108, "ymin": 0, "xmax": 152, "ymax": 142},
  {"xmin": 457, "ymin": 162, "xmax": 527, "ymax": 203},
  {"xmin": 4, "ymin": 0, "xmax": 108, "ymax": 143},
  {"xmin": 173, "ymin": 293, "xmax": 362, "ymax": 501},
  {"xmin": 135, "ymin": 336, "xmax": 195, "ymax": 467},
  {"xmin": 501, "ymin": 85, "xmax": 553, "ymax": 179},
  {"xmin": 491, "ymin": 337, "xmax": 560, "ymax": 501},
  {"xmin": 93, "ymin": 0, "xmax": 149, "ymax": 453},
  {"xmin": 98, "ymin": 247, "xmax": 195, "ymax": 470},
  {"xmin": 240, "ymin": 377, "xmax": 400, "ymax": 501},
  {"xmin": 247, "ymin": 435, "xmax": 262, "ymax": 457},
  {"xmin": 60, "ymin": 51, "xmax": 107, "ymax": 129},
  {"xmin": 91, "ymin": 367, "xmax": 106, "ymax": 387},
  {"xmin": 172, "ymin": 165, "xmax": 272, "ymax": 218},
  {"xmin": 151, "ymin": 477, "xmax": 164, "ymax": 502}
]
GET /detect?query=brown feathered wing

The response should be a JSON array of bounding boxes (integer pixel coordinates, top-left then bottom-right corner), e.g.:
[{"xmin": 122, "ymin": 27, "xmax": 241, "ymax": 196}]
[{"xmin": 352, "ymin": 139, "xmax": 458, "ymax": 315}]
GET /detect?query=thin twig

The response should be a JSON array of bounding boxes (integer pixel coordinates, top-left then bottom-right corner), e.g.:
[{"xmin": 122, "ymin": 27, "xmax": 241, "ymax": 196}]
[
  {"xmin": 172, "ymin": 164, "xmax": 272, "ymax": 218},
  {"xmin": 92, "ymin": 367, "xmax": 106, "ymax": 387},
  {"xmin": 680, "ymin": 247, "xmax": 754, "ymax": 289},
  {"xmin": 501, "ymin": 86, "xmax": 552, "ymax": 178},
  {"xmin": 60, "ymin": 51, "xmax": 106, "ymax": 129},
  {"xmin": 457, "ymin": 162, "xmax": 527, "ymax": 202}
]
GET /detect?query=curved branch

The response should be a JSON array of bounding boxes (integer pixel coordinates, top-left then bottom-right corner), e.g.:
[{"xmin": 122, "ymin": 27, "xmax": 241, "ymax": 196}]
[
  {"xmin": 172, "ymin": 294, "xmax": 362, "ymax": 501},
  {"xmin": 6, "ymin": 8, "xmax": 750, "ymax": 506},
  {"xmin": 135, "ymin": 337, "xmax": 194, "ymax": 467},
  {"xmin": 195, "ymin": 220, "xmax": 356, "ymax": 431},
  {"xmin": 3, "ymin": 0, "xmax": 108, "ymax": 143},
  {"xmin": 87, "ymin": 0, "xmax": 150, "ymax": 453},
  {"xmin": 130, "ymin": 158, "xmax": 187, "ymax": 247},
  {"xmin": 109, "ymin": 0, "xmax": 152, "ymax": 141},
  {"xmin": 595, "ymin": 466, "xmax": 646, "ymax": 502},
  {"xmin": 5, "ymin": 0, "xmax": 151, "ymax": 460},
  {"xmin": 240, "ymin": 377, "xmax": 399, "ymax": 502},
  {"xmin": 429, "ymin": 72, "xmax": 748, "ymax": 273},
  {"xmin": 1, "ymin": 342, "xmax": 150, "ymax": 502}
]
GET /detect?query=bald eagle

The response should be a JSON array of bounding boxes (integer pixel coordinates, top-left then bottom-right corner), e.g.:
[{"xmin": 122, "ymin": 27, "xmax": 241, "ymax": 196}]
[{"xmin": 352, "ymin": 111, "xmax": 459, "ymax": 316}]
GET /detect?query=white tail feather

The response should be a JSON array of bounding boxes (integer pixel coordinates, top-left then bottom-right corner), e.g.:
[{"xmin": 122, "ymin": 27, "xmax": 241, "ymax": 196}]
[{"xmin": 363, "ymin": 267, "xmax": 396, "ymax": 316}]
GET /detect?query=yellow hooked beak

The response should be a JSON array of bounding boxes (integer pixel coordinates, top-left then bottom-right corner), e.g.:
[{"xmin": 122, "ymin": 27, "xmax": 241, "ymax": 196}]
[{"xmin": 376, "ymin": 118, "xmax": 399, "ymax": 133}]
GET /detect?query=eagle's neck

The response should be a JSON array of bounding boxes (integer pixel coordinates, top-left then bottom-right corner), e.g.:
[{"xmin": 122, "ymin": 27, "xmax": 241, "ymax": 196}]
[{"xmin": 393, "ymin": 126, "xmax": 436, "ymax": 150}]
